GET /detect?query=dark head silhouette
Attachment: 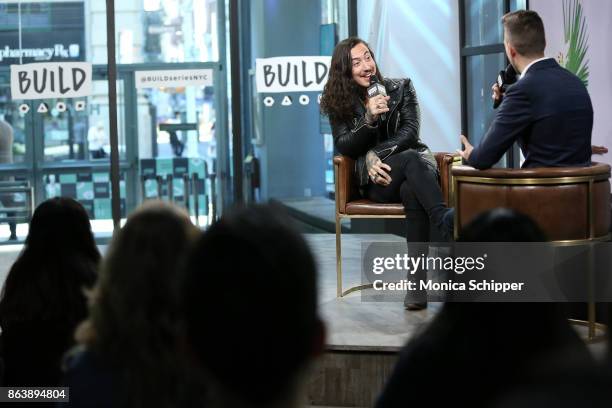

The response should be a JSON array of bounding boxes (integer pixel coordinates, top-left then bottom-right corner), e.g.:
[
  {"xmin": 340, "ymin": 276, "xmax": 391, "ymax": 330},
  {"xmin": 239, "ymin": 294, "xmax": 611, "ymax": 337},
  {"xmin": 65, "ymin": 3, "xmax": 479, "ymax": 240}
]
[
  {"xmin": 459, "ymin": 208, "xmax": 547, "ymax": 243},
  {"xmin": 0, "ymin": 197, "xmax": 99, "ymax": 324},
  {"xmin": 181, "ymin": 204, "xmax": 324, "ymax": 406},
  {"xmin": 0, "ymin": 197, "xmax": 99, "ymax": 387},
  {"xmin": 375, "ymin": 208, "xmax": 592, "ymax": 408}
]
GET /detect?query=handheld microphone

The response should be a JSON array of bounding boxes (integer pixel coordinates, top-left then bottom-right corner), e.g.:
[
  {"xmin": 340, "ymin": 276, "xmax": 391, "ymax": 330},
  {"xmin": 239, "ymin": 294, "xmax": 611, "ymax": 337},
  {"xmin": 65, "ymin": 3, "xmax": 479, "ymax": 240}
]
[
  {"xmin": 367, "ymin": 74, "xmax": 388, "ymax": 121},
  {"xmin": 493, "ymin": 64, "xmax": 518, "ymax": 109}
]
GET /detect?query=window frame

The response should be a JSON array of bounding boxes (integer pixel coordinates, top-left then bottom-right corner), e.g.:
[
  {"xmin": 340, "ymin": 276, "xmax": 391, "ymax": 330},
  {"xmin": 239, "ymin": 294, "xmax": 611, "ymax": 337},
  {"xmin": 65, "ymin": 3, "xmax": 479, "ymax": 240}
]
[{"xmin": 459, "ymin": 0, "xmax": 529, "ymax": 168}]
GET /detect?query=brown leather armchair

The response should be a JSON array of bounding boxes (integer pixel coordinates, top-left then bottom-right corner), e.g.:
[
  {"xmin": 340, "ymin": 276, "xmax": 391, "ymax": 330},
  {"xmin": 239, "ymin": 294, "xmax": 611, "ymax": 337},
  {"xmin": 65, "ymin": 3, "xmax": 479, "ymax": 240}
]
[
  {"xmin": 334, "ymin": 152, "xmax": 457, "ymax": 297},
  {"xmin": 452, "ymin": 162, "xmax": 611, "ymax": 341},
  {"xmin": 452, "ymin": 163, "xmax": 611, "ymax": 242}
]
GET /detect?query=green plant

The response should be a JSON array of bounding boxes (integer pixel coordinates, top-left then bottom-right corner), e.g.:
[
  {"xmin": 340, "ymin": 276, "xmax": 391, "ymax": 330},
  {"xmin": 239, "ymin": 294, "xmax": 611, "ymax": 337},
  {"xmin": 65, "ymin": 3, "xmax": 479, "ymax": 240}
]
[{"xmin": 563, "ymin": 0, "xmax": 590, "ymax": 86}]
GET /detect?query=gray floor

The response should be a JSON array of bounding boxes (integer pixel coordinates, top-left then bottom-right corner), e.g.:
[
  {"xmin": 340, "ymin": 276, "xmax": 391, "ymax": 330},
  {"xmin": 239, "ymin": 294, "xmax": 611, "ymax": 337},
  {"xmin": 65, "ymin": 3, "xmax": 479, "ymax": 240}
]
[
  {"xmin": 0, "ymin": 244, "xmax": 23, "ymax": 285},
  {"xmin": 306, "ymin": 233, "xmax": 607, "ymax": 358},
  {"xmin": 307, "ymin": 233, "xmax": 440, "ymax": 351},
  {"xmin": 277, "ymin": 196, "xmax": 352, "ymax": 233},
  {"xmin": 279, "ymin": 197, "xmax": 339, "ymax": 227}
]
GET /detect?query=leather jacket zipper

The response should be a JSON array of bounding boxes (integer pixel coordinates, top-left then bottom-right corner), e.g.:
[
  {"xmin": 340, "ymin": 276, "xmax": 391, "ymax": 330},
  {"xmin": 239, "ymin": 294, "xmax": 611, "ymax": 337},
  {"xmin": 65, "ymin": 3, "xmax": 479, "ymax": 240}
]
[
  {"xmin": 385, "ymin": 96, "xmax": 401, "ymax": 136},
  {"xmin": 352, "ymin": 115, "xmax": 373, "ymax": 134},
  {"xmin": 376, "ymin": 145, "xmax": 398, "ymax": 161}
]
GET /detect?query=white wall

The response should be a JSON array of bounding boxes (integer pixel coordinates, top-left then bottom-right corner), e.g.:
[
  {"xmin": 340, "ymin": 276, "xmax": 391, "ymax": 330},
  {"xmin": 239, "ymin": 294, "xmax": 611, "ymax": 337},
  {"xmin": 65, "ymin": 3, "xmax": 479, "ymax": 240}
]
[
  {"xmin": 530, "ymin": 0, "xmax": 612, "ymax": 168},
  {"xmin": 358, "ymin": 0, "xmax": 461, "ymax": 153}
]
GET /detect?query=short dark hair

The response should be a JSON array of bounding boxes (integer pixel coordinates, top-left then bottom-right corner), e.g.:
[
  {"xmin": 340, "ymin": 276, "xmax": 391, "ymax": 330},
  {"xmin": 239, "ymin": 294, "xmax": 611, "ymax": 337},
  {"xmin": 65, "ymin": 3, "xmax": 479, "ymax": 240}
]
[
  {"xmin": 181, "ymin": 204, "xmax": 320, "ymax": 405},
  {"xmin": 502, "ymin": 10, "xmax": 546, "ymax": 57},
  {"xmin": 458, "ymin": 208, "xmax": 547, "ymax": 242}
]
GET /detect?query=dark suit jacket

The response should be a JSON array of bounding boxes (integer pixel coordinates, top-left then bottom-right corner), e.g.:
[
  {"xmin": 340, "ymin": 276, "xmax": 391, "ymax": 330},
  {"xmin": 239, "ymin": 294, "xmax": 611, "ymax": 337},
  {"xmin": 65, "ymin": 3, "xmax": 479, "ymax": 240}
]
[{"xmin": 469, "ymin": 58, "xmax": 593, "ymax": 169}]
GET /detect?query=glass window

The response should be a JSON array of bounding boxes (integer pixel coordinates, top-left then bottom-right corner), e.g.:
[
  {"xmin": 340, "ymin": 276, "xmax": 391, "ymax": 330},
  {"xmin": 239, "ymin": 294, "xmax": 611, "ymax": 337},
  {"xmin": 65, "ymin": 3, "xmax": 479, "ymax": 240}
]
[
  {"xmin": 0, "ymin": 1, "xmax": 89, "ymax": 165},
  {"xmin": 86, "ymin": 79, "xmax": 128, "ymax": 162},
  {"xmin": 139, "ymin": 0, "xmax": 219, "ymax": 64},
  {"xmin": 0, "ymin": 2, "xmax": 87, "ymax": 65},
  {"xmin": 321, "ymin": 0, "xmax": 349, "ymax": 41},
  {"xmin": 0, "ymin": 86, "xmax": 27, "ymax": 164},
  {"xmin": 510, "ymin": 0, "xmax": 528, "ymax": 11},
  {"xmin": 0, "ymin": 0, "xmax": 225, "ymax": 237},
  {"xmin": 141, "ymin": 84, "xmax": 217, "ymax": 168},
  {"xmin": 42, "ymin": 79, "xmax": 127, "ymax": 163},
  {"xmin": 87, "ymin": 0, "xmax": 220, "ymax": 65},
  {"xmin": 465, "ymin": 53, "xmax": 506, "ymax": 150},
  {"xmin": 42, "ymin": 170, "xmax": 128, "ymax": 238},
  {"xmin": 464, "ymin": 0, "xmax": 505, "ymax": 47}
]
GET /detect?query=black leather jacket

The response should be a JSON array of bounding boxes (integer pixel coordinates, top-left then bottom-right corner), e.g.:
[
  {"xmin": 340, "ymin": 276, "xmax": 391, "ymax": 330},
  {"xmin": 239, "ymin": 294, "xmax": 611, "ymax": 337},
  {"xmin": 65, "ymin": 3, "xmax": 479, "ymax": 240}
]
[{"xmin": 331, "ymin": 78, "xmax": 436, "ymax": 187}]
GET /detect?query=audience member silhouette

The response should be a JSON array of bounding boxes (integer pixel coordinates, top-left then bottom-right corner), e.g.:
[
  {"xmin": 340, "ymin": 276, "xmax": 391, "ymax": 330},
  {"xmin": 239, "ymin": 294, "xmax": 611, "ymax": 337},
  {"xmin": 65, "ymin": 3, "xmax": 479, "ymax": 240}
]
[
  {"xmin": 0, "ymin": 197, "xmax": 99, "ymax": 388},
  {"xmin": 495, "ymin": 223, "xmax": 612, "ymax": 407},
  {"xmin": 63, "ymin": 201, "xmax": 201, "ymax": 408},
  {"xmin": 494, "ymin": 363, "xmax": 612, "ymax": 407},
  {"xmin": 375, "ymin": 209, "xmax": 595, "ymax": 408},
  {"xmin": 181, "ymin": 204, "xmax": 325, "ymax": 408}
]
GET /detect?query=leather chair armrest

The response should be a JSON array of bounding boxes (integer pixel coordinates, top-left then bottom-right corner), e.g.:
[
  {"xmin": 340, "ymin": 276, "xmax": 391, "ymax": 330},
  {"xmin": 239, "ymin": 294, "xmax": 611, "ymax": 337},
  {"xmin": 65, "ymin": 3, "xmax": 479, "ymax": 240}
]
[
  {"xmin": 452, "ymin": 162, "xmax": 611, "ymax": 179},
  {"xmin": 451, "ymin": 162, "xmax": 611, "ymax": 241},
  {"xmin": 434, "ymin": 152, "xmax": 460, "ymax": 206},
  {"xmin": 334, "ymin": 155, "xmax": 355, "ymax": 214}
]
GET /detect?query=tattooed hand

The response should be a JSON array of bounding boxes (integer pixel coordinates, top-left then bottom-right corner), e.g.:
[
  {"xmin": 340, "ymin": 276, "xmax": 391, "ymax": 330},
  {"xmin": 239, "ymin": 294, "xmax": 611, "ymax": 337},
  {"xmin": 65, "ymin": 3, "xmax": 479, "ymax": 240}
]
[
  {"xmin": 366, "ymin": 95, "xmax": 390, "ymax": 123},
  {"xmin": 366, "ymin": 150, "xmax": 392, "ymax": 186}
]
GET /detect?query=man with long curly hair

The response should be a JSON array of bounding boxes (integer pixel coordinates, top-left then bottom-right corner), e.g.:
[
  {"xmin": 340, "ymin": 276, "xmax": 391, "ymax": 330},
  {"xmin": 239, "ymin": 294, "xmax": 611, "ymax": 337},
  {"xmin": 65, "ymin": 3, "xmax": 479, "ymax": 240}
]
[{"xmin": 320, "ymin": 37, "xmax": 452, "ymax": 309}]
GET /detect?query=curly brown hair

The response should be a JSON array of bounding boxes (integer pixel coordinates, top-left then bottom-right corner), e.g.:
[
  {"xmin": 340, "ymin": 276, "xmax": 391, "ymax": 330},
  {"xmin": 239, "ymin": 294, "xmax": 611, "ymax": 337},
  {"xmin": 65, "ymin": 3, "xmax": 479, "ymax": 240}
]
[{"xmin": 320, "ymin": 37, "xmax": 384, "ymax": 123}]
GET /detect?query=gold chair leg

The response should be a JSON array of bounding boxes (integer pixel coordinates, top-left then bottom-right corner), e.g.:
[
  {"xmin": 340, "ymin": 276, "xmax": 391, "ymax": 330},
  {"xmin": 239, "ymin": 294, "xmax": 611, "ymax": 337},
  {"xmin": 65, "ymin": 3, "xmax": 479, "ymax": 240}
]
[
  {"xmin": 336, "ymin": 214, "xmax": 342, "ymax": 298},
  {"xmin": 588, "ymin": 301, "xmax": 596, "ymax": 341}
]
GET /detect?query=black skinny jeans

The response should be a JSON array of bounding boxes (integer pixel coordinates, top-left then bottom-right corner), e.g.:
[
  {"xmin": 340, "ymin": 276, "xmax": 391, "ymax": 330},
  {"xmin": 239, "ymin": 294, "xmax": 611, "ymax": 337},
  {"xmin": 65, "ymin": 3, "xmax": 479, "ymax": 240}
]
[
  {"xmin": 366, "ymin": 149, "xmax": 448, "ymax": 243},
  {"xmin": 366, "ymin": 149, "xmax": 447, "ymax": 303}
]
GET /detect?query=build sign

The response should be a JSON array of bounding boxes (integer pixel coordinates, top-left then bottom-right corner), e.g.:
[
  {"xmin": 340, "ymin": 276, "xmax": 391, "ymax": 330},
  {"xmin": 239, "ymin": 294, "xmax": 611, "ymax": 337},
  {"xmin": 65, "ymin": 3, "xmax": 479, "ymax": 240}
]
[
  {"xmin": 255, "ymin": 56, "xmax": 330, "ymax": 93},
  {"xmin": 255, "ymin": 56, "xmax": 330, "ymax": 108},
  {"xmin": 10, "ymin": 62, "xmax": 92, "ymax": 100}
]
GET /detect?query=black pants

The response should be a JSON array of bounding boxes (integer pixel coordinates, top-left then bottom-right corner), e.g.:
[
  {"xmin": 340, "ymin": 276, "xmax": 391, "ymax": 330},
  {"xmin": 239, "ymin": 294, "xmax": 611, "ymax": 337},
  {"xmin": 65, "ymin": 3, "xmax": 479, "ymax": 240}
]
[
  {"xmin": 366, "ymin": 149, "xmax": 448, "ymax": 242},
  {"xmin": 366, "ymin": 150, "xmax": 447, "ymax": 303}
]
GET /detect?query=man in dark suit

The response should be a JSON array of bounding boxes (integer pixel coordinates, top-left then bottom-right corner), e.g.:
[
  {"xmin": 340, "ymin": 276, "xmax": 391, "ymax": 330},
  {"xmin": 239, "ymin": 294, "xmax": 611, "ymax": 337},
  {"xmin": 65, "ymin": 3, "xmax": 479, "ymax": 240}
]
[{"xmin": 459, "ymin": 10, "xmax": 593, "ymax": 169}]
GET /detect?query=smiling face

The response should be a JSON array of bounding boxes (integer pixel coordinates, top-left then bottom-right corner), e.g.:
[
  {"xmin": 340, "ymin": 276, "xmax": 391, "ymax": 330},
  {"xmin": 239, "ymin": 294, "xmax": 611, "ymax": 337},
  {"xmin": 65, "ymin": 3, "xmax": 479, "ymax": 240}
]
[{"xmin": 350, "ymin": 42, "xmax": 377, "ymax": 88}]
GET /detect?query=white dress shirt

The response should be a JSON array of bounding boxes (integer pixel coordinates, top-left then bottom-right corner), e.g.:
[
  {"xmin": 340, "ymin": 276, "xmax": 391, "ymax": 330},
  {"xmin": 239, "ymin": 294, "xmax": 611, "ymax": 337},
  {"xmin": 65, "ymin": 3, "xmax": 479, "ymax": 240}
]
[{"xmin": 519, "ymin": 57, "xmax": 554, "ymax": 79}]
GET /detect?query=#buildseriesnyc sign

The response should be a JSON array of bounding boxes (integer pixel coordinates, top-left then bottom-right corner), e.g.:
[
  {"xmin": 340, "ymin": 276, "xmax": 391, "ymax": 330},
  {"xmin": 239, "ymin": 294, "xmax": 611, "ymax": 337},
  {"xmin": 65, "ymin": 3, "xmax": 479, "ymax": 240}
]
[{"xmin": 135, "ymin": 69, "xmax": 214, "ymax": 89}]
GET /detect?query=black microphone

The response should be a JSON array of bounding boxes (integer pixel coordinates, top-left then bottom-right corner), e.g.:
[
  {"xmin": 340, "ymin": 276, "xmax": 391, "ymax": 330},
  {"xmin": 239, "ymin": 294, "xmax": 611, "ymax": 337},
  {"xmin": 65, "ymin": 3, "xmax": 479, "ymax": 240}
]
[
  {"xmin": 493, "ymin": 64, "xmax": 518, "ymax": 109},
  {"xmin": 367, "ymin": 74, "xmax": 387, "ymax": 122}
]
